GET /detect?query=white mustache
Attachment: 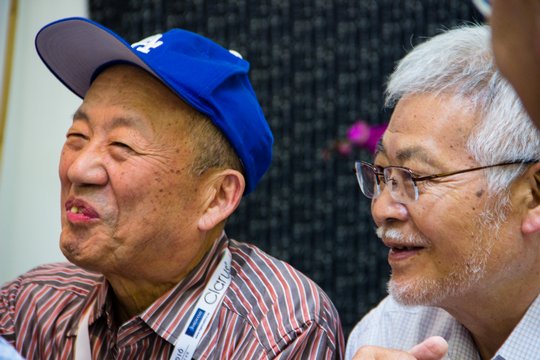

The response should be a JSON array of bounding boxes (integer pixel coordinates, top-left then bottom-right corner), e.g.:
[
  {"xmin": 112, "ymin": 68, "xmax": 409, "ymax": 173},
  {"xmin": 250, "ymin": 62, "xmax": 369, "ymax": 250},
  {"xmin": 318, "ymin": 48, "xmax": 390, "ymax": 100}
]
[{"xmin": 376, "ymin": 227, "xmax": 430, "ymax": 247}]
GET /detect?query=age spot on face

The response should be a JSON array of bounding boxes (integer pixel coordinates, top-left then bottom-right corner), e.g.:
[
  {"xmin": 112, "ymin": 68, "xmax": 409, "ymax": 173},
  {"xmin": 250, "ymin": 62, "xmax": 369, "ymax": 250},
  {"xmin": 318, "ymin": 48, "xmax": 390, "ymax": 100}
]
[{"xmin": 475, "ymin": 189, "xmax": 485, "ymax": 198}]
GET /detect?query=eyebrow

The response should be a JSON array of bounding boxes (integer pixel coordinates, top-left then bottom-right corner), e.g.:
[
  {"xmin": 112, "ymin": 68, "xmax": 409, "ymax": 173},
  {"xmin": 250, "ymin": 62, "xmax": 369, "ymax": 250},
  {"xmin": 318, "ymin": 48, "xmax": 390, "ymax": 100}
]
[
  {"xmin": 375, "ymin": 138, "xmax": 384, "ymax": 156},
  {"xmin": 72, "ymin": 109, "xmax": 88, "ymax": 122},
  {"xmin": 375, "ymin": 140, "xmax": 443, "ymax": 169},
  {"xmin": 397, "ymin": 146, "xmax": 428, "ymax": 163}
]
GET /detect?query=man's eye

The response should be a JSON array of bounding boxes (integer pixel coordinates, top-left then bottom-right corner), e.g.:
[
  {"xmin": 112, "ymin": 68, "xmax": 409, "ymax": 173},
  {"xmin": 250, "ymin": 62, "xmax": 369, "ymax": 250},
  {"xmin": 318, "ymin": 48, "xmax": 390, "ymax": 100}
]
[
  {"xmin": 66, "ymin": 132, "xmax": 86, "ymax": 139},
  {"xmin": 110, "ymin": 142, "xmax": 137, "ymax": 160},
  {"xmin": 65, "ymin": 133, "xmax": 87, "ymax": 148},
  {"xmin": 111, "ymin": 142, "xmax": 132, "ymax": 150}
]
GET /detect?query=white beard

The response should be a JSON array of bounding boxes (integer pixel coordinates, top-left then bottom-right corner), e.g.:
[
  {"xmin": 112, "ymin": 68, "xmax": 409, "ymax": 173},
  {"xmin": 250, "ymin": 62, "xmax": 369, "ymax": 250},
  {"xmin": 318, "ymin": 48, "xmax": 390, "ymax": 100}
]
[{"xmin": 380, "ymin": 206, "xmax": 504, "ymax": 307}]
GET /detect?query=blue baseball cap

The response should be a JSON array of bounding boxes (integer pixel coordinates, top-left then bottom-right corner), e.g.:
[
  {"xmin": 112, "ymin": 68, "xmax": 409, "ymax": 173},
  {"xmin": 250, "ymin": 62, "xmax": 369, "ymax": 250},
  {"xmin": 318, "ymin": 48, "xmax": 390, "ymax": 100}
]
[{"xmin": 35, "ymin": 17, "xmax": 273, "ymax": 195}]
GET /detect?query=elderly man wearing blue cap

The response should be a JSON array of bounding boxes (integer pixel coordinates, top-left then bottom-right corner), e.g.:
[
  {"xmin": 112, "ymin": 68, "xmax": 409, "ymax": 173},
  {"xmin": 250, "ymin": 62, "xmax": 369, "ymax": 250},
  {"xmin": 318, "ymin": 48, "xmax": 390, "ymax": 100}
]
[{"xmin": 0, "ymin": 18, "xmax": 344, "ymax": 359}]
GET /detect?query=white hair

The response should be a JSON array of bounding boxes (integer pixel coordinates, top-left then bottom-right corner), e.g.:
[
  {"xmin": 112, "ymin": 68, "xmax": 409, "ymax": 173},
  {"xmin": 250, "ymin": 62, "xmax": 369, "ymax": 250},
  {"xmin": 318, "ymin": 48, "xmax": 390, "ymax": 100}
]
[{"xmin": 386, "ymin": 25, "xmax": 540, "ymax": 195}]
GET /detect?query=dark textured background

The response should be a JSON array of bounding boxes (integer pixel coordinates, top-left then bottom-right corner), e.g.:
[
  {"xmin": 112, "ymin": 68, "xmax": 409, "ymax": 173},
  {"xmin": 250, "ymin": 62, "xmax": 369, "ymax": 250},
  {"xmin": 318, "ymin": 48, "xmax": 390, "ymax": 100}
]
[{"xmin": 89, "ymin": 0, "xmax": 483, "ymax": 337}]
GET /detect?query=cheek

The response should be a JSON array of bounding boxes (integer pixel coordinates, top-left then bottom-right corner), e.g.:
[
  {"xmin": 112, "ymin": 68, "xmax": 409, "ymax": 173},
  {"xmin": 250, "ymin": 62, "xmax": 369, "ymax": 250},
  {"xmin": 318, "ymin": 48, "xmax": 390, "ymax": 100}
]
[
  {"xmin": 59, "ymin": 148, "xmax": 74, "ymax": 185},
  {"xmin": 149, "ymin": 172, "xmax": 184, "ymax": 210},
  {"xmin": 130, "ymin": 167, "xmax": 199, "ymax": 217},
  {"xmin": 414, "ymin": 191, "xmax": 484, "ymax": 240}
]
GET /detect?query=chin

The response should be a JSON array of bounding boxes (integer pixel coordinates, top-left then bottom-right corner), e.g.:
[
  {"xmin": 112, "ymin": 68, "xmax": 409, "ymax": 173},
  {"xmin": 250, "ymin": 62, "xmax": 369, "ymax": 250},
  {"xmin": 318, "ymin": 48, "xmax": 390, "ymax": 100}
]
[
  {"xmin": 60, "ymin": 238, "xmax": 102, "ymax": 274},
  {"xmin": 388, "ymin": 267, "xmax": 486, "ymax": 307},
  {"xmin": 61, "ymin": 246, "xmax": 89, "ymax": 269},
  {"xmin": 387, "ymin": 277, "xmax": 446, "ymax": 306}
]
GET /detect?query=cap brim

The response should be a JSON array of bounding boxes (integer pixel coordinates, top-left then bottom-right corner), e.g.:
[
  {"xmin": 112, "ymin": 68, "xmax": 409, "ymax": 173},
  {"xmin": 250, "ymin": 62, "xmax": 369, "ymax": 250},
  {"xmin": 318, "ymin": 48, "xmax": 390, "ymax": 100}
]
[{"xmin": 35, "ymin": 17, "xmax": 154, "ymax": 99}]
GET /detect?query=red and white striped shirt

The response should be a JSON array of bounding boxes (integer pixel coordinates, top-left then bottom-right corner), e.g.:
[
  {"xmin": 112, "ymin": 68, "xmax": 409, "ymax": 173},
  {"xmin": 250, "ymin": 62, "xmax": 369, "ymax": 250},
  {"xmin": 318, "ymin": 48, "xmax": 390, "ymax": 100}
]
[{"xmin": 0, "ymin": 234, "xmax": 344, "ymax": 359}]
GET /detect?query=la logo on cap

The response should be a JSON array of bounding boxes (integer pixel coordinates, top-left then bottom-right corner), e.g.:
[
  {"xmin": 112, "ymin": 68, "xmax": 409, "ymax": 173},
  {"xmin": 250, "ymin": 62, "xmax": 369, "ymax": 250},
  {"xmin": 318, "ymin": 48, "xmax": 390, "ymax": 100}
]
[
  {"xmin": 229, "ymin": 49, "xmax": 243, "ymax": 59},
  {"xmin": 131, "ymin": 34, "xmax": 163, "ymax": 54}
]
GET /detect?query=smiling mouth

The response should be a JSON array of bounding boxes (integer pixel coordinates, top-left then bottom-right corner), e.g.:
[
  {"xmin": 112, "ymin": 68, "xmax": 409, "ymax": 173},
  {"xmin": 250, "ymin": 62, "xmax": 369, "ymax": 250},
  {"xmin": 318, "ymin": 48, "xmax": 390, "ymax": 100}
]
[
  {"xmin": 69, "ymin": 206, "xmax": 93, "ymax": 216},
  {"xmin": 67, "ymin": 206, "xmax": 98, "ymax": 218},
  {"xmin": 387, "ymin": 245, "xmax": 426, "ymax": 263},
  {"xmin": 65, "ymin": 199, "xmax": 99, "ymax": 220},
  {"xmin": 391, "ymin": 245, "xmax": 424, "ymax": 252}
]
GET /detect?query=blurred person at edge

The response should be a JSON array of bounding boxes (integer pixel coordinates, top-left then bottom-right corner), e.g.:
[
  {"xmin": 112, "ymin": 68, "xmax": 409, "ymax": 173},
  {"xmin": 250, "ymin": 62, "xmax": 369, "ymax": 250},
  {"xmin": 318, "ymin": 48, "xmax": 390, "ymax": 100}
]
[
  {"xmin": 490, "ymin": 0, "xmax": 540, "ymax": 128},
  {"xmin": 0, "ymin": 17, "xmax": 344, "ymax": 360},
  {"xmin": 0, "ymin": 337, "xmax": 23, "ymax": 360},
  {"xmin": 346, "ymin": 25, "xmax": 540, "ymax": 360}
]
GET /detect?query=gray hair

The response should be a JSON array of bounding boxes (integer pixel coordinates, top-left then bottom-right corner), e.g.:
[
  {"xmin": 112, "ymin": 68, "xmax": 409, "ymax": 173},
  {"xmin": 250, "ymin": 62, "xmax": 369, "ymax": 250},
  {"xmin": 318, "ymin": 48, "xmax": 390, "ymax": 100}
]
[
  {"xmin": 185, "ymin": 109, "xmax": 243, "ymax": 177},
  {"xmin": 386, "ymin": 25, "xmax": 540, "ymax": 195}
]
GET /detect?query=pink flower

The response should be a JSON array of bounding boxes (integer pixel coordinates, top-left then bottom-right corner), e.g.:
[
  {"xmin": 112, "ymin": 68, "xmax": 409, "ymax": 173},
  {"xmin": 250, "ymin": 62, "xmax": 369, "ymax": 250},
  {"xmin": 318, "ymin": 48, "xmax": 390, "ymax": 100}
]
[
  {"xmin": 336, "ymin": 141, "xmax": 352, "ymax": 156},
  {"xmin": 364, "ymin": 124, "xmax": 386, "ymax": 153},
  {"xmin": 323, "ymin": 119, "xmax": 388, "ymax": 160},
  {"xmin": 346, "ymin": 120, "xmax": 387, "ymax": 154},
  {"xmin": 347, "ymin": 121, "xmax": 370, "ymax": 145}
]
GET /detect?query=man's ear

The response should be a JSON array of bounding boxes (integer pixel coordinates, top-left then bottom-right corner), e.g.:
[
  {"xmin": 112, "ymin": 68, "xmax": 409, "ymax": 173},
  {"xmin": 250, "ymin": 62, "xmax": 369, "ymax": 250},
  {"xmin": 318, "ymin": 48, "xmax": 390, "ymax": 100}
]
[
  {"xmin": 198, "ymin": 170, "xmax": 245, "ymax": 231},
  {"xmin": 522, "ymin": 163, "xmax": 540, "ymax": 234}
]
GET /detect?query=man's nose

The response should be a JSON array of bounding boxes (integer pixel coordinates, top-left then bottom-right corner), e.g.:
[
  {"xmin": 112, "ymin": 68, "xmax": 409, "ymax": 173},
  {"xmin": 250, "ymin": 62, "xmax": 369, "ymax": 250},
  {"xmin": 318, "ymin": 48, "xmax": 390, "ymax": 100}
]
[
  {"xmin": 65, "ymin": 144, "xmax": 108, "ymax": 186},
  {"xmin": 371, "ymin": 185, "xmax": 409, "ymax": 227}
]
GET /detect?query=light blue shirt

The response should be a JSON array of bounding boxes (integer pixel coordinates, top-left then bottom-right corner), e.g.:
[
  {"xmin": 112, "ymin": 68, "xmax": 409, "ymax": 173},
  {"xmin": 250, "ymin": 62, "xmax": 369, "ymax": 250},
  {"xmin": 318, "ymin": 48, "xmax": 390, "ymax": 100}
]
[
  {"xmin": 0, "ymin": 337, "xmax": 24, "ymax": 360},
  {"xmin": 346, "ymin": 294, "xmax": 540, "ymax": 360}
]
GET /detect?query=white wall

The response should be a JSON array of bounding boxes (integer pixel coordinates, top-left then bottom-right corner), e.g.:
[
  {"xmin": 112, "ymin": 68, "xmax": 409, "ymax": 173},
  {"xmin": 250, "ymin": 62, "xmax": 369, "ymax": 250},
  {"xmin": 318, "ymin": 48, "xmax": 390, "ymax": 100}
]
[{"xmin": 0, "ymin": 0, "xmax": 88, "ymax": 283}]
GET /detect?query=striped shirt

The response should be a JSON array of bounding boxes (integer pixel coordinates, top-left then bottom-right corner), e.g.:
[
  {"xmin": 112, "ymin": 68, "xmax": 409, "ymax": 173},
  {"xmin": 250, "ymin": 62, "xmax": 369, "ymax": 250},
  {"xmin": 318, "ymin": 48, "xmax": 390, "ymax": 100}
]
[{"xmin": 1, "ymin": 234, "xmax": 344, "ymax": 359}]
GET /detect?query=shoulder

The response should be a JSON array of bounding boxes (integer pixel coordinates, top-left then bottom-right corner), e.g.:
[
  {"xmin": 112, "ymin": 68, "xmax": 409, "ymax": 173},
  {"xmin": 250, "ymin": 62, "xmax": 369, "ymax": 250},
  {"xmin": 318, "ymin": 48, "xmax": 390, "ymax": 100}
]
[
  {"xmin": 228, "ymin": 239, "xmax": 339, "ymax": 324},
  {"xmin": 1, "ymin": 262, "xmax": 102, "ymax": 305},
  {"xmin": 346, "ymin": 296, "xmax": 460, "ymax": 359},
  {"xmin": 1, "ymin": 262, "xmax": 102, "ymax": 342},
  {"xmin": 226, "ymin": 239, "xmax": 343, "ymax": 355},
  {"xmin": 496, "ymin": 294, "xmax": 540, "ymax": 358}
]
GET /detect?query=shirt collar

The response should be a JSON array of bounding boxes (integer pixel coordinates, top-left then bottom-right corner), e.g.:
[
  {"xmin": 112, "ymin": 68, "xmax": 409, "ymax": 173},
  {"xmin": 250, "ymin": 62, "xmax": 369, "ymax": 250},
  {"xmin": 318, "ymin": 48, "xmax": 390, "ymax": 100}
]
[
  {"xmin": 67, "ymin": 232, "xmax": 230, "ymax": 343},
  {"xmin": 495, "ymin": 293, "xmax": 540, "ymax": 359},
  {"xmin": 141, "ymin": 233, "xmax": 230, "ymax": 343},
  {"xmin": 67, "ymin": 275, "xmax": 107, "ymax": 337}
]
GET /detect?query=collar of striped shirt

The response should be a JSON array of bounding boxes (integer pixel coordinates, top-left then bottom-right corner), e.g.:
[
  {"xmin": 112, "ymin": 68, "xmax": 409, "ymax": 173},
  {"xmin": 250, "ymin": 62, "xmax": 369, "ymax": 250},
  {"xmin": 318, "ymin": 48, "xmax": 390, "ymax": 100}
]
[{"xmin": 66, "ymin": 232, "xmax": 230, "ymax": 345}]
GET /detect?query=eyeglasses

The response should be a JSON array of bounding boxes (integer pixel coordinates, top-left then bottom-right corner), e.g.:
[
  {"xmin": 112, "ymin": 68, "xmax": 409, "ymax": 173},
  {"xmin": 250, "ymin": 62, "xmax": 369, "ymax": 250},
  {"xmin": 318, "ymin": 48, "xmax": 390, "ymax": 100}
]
[
  {"xmin": 471, "ymin": 0, "xmax": 491, "ymax": 17},
  {"xmin": 354, "ymin": 160, "xmax": 537, "ymax": 204}
]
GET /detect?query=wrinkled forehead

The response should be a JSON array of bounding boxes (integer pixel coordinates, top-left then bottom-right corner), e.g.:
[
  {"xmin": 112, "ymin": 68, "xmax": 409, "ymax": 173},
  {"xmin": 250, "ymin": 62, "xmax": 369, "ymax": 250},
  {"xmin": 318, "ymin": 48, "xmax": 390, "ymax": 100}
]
[
  {"xmin": 378, "ymin": 93, "xmax": 478, "ymax": 165},
  {"xmin": 89, "ymin": 64, "xmax": 195, "ymax": 113},
  {"xmin": 82, "ymin": 65, "xmax": 196, "ymax": 131},
  {"xmin": 87, "ymin": 65, "xmax": 181, "ymax": 105}
]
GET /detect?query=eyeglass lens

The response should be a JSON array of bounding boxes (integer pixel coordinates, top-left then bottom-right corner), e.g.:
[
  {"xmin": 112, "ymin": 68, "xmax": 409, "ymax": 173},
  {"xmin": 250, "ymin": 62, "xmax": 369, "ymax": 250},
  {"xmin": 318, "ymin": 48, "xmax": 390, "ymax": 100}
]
[
  {"xmin": 384, "ymin": 167, "xmax": 417, "ymax": 203},
  {"xmin": 357, "ymin": 162, "xmax": 378, "ymax": 198},
  {"xmin": 356, "ymin": 163, "xmax": 418, "ymax": 203}
]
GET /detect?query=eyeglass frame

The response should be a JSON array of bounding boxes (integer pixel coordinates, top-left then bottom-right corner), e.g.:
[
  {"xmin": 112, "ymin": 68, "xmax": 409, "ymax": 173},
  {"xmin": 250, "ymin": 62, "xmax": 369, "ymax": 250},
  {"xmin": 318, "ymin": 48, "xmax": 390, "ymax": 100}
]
[{"xmin": 354, "ymin": 159, "xmax": 538, "ymax": 203}]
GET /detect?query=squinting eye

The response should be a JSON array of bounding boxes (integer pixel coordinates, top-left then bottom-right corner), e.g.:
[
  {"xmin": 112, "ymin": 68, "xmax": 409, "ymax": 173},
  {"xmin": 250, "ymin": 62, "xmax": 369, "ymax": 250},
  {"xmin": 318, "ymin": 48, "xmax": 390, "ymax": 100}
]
[
  {"xmin": 66, "ymin": 132, "xmax": 86, "ymax": 139},
  {"xmin": 388, "ymin": 177, "xmax": 399, "ymax": 187},
  {"xmin": 65, "ymin": 133, "xmax": 87, "ymax": 149},
  {"xmin": 110, "ymin": 142, "xmax": 136, "ymax": 160},
  {"xmin": 111, "ymin": 142, "xmax": 132, "ymax": 150}
]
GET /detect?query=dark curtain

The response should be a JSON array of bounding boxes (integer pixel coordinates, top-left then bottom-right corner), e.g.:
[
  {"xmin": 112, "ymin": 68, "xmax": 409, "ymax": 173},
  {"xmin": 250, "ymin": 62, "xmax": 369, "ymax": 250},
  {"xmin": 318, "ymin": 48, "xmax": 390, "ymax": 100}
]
[{"xmin": 89, "ymin": 0, "xmax": 483, "ymax": 337}]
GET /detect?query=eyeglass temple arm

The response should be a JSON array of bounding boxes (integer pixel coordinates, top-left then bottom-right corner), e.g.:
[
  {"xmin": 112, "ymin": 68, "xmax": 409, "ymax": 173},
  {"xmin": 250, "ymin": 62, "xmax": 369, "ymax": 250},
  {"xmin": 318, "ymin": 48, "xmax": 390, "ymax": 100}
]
[{"xmin": 413, "ymin": 160, "xmax": 538, "ymax": 182}]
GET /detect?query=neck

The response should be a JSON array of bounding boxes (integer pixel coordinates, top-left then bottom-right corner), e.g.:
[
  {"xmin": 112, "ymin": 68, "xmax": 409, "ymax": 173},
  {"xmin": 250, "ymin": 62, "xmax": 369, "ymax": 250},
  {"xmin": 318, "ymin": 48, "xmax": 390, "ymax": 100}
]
[
  {"xmin": 442, "ymin": 279, "xmax": 540, "ymax": 359},
  {"xmin": 106, "ymin": 229, "xmax": 224, "ymax": 324},
  {"xmin": 109, "ymin": 280, "xmax": 177, "ymax": 325}
]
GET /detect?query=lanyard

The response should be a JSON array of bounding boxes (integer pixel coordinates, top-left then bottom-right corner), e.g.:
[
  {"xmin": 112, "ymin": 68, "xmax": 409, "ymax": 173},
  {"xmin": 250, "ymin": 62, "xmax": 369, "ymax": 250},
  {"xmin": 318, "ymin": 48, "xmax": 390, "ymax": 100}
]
[
  {"xmin": 75, "ymin": 304, "xmax": 92, "ymax": 360},
  {"xmin": 75, "ymin": 248, "xmax": 232, "ymax": 360}
]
